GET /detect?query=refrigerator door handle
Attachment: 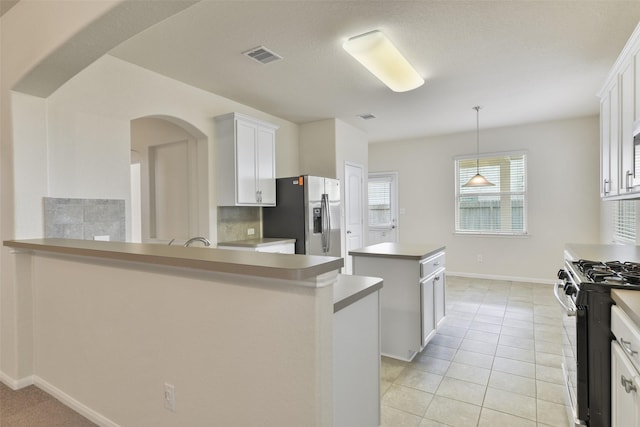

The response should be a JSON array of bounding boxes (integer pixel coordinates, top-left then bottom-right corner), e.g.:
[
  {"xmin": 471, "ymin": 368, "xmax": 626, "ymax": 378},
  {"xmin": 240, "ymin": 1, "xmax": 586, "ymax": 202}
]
[
  {"xmin": 321, "ymin": 194, "xmax": 329, "ymax": 254},
  {"xmin": 325, "ymin": 194, "xmax": 331, "ymax": 253}
]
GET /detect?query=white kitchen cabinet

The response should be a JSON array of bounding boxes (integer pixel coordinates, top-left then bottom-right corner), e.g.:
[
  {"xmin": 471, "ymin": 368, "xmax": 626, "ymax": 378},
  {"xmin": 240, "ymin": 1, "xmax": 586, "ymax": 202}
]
[
  {"xmin": 350, "ymin": 243, "xmax": 445, "ymax": 361},
  {"xmin": 612, "ymin": 342, "xmax": 640, "ymax": 427},
  {"xmin": 215, "ymin": 112, "xmax": 278, "ymax": 206},
  {"xmin": 611, "ymin": 303, "xmax": 640, "ymax": 427},
  {"xmin": 601, "ymin": 86, "xmax": 618, "ymax": 197},
  {"xmin": 620, "ymin": 58, "xmax": 637, "ymax": 194},
  {"xmin": 599, "ymin": 22, "xmax": 640, "ymax": 199},
  {"xmin": 421, "ymin": 275, "xmax": 435, "ymax": 348}
]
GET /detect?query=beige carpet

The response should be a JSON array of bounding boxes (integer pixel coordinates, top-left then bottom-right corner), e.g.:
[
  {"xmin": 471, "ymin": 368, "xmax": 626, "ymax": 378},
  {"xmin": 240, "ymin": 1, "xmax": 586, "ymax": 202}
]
[{"xmin": 0, "ymin": 382, "xmax": 96, "ymax": 426}]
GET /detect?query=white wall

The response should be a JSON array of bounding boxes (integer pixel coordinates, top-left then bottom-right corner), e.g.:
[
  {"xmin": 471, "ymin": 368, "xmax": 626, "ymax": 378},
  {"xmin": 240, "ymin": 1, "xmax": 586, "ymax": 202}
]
[
  {"xmin": 41, "ymin": 54, "xmax": 300, "ymax": 243},
  {"xmin": 1, "ymin": 1, "xmax": 301, "ymax": 387},
  {"xmin": 369, "ymin": 116, "xmax": 601, "ymax": 282}
]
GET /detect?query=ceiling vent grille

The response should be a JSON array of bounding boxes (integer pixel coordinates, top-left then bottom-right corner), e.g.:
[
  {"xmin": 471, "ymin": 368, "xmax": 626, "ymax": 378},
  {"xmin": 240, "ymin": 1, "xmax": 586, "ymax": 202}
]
[
  {"xmin": 243, "ymin": 46, "xmax": 282, "ymax": 64},
  {"xmin": 358, "ymin": 113, "xmax": 377, "ymax": 120}
]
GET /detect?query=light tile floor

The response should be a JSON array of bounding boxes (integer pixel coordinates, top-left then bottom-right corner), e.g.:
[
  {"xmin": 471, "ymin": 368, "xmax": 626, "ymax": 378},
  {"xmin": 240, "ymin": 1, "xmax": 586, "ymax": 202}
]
[{"xmin": 380, "ymin": 276, "xmax": 571, "ymax": 427}]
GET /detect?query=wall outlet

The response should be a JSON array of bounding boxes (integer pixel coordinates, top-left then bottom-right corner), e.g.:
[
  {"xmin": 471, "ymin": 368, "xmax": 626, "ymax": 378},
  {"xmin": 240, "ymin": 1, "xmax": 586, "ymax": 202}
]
[
  {"xmin": 164, "ymin": 383, "xmax": 176, "ymax": 412},
  {"xmin": 247, "ymin": 228, "xmax": 255, "ymax": 236},
  {"xmin": 477, "ymin": 254, "xmax": 483, "ymax": 263}
]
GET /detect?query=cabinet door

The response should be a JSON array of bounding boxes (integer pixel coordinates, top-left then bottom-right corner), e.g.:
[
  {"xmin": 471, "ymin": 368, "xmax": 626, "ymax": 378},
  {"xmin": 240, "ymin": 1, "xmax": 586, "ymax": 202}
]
[
  {"xmin": 256, "ymin": 127, "xmax": 276, "ymax": 205},
  {"xmin": 235, "ymin": 120, "xmax": 258, "ymax": 204},
  {"xmin": 602, "ymin": 95, "xmax": 613, "ymax": 197},
  {"xmin": 611, "ymin": 341, "xmax": 640, "ymax": 427},
  {"xmin": 610, "ymin": 80, "xmax": 621, "ymax": 196},
  {"xmin": 421, "ymin": 276, "xmax": 435, "ymax": 348},
  {"xmin": 434, "ymin": 270, "xmax": 445, "ymax": 328},
  {"xmin": 620, "ymin": 60, "xmax": 636, "ymax": 193}
]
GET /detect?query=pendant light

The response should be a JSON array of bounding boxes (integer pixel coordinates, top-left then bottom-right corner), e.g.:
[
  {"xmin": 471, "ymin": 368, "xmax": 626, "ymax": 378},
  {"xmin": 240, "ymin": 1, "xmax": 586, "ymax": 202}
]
[{"xmin": 463, "ymin": 106, "xmax": 495, "ymax": 187}]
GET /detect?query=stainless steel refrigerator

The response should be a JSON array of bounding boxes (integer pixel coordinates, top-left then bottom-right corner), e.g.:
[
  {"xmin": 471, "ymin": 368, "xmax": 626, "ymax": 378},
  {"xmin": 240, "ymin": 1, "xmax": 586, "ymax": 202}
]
[{"xmin": 263, "ymin": 175, "xmax": 341, "ymax": 257}]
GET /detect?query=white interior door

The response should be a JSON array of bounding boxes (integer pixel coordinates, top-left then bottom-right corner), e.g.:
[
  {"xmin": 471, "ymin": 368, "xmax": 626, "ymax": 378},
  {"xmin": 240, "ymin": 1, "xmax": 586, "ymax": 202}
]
[
  {"xmin": 368, "ymin": 172, "xmax": 398, "ymax": 244},
  {"xmin": 344, "ymin": 162, "xmax": 364, "ymax": 274}
]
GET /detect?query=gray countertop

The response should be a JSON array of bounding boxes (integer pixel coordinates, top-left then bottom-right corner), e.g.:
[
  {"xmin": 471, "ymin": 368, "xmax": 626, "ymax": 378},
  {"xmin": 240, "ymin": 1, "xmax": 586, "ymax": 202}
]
[
  {"xmin": 3, "ymin": 238, "xmax": 343, "ymax": 282},
  {"xmin": 217, "ymin": 238, "xmax": 296, "ymax": 248},
  {"xmin": 349, "ymin": 242, "xmax": 445, "ymax": 261},
  {"xmin": 612, "ymin": 289, "xmax": 640, "ymax": 328},
  {"xmin": 565, "ymin": 244, "xmax": 640, "ymax": 263},
  {"xmin": 333, "ymin": 274, "xmax": 383, "ymax": 313}
]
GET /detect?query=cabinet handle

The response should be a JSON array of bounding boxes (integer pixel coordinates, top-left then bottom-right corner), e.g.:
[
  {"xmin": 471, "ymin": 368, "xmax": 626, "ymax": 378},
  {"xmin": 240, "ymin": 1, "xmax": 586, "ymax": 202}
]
[
  {"xmin": 627, "ymin": 171, "xmax": 634, "ymax": 191},
  {"xmin": 621, "ymin": 375, "xmax": 638, "ymax": 394},
  {"xmin": 620, "ymin": 338, "xmax": 638, "ymax": 356},
  {"xmin": 434, "ymin": 276, "xmax": 440, "ymax": 281},
  {"xmin": 604, "ymin": 179, "xmax": 610, "ymax": 195},
  {"xmin": 433, "ymin": 261, "xmax": 440, "ymax": 266}
]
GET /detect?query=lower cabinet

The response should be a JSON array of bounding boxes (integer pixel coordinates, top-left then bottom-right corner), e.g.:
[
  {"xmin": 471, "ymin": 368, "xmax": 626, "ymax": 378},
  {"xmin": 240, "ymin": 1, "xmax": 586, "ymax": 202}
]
[
  {"xmin": 352, "ymin": 247, "xmax": 446, "ymax": 361},
  {"xmin": 611, "ymin": 341, "xmax": 640, "ymax": 427},
  {"xmin": 421, "ymin": 275, "xmax": 436, "ymax": 348}
]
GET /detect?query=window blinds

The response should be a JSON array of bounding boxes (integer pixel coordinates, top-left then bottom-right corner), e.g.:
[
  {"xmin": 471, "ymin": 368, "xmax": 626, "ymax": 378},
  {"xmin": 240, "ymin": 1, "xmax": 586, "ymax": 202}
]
[
  {"xmin": 612, "ymin": 200, "xmax": 636, "ymax": 243},
  {"xmin": 455, "ymin": 153, "xmax": 527, "ymax": 235}
]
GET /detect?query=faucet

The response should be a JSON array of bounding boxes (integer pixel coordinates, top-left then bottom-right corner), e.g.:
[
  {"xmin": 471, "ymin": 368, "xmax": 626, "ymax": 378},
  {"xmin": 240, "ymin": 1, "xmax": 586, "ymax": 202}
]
[{"xmin": 184, "ymin": 236, "xmax": 211, "ymax": 247}]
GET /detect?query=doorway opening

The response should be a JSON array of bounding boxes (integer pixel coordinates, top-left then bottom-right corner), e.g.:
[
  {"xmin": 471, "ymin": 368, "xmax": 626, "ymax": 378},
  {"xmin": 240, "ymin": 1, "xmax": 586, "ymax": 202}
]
[{"xmin": 130, "ymin": 116, "xmax": 208, "ymax": 243}]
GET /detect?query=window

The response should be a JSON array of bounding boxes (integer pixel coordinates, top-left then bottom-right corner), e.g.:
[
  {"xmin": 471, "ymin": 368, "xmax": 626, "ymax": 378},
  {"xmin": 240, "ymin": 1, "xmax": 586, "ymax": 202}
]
[
  {"xmin": 612, "ymin": 200, "xmax": 636, "ymax": 243},
  {"xmin": 368, "ymin": 174, "xmax": 393, "ymax": 227},
  {"xmin": 455, "ymin": 152, "xmax": 527, "ymax": 235}
]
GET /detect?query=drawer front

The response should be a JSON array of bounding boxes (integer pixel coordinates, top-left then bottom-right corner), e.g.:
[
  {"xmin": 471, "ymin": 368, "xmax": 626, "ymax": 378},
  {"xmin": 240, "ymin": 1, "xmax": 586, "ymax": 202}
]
[
  {"xmin": 612, "ymin": 304, "xmax": 640, "ymax": 374},
  {"xmin": 420, "ymin": 252, "xmax": 445, "ymax": 279}
]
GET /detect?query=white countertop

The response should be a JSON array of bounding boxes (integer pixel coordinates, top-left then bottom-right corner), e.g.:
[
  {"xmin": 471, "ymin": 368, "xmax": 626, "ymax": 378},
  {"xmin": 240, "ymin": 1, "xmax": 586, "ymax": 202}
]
[
  {"xmin": 565, "ymin": 244, "xmax": 640, "ymax": 263},
  {"xmin": 333, "ymin": 274, "xmax": 383, "ymax": 313},
  {"xmin": 349, "ymin": 242, "xmax": 445, "ymax": 260},
  {"xmin": 4, "ymin": 238, "xmax": 343, "ymax": 282}
]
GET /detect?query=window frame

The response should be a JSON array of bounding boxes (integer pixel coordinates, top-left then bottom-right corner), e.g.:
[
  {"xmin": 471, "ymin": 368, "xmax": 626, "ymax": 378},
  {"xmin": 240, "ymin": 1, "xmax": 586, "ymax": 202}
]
[{"xmin": 454, "ymin": 150, "xmax": 528, "ymax": 236}]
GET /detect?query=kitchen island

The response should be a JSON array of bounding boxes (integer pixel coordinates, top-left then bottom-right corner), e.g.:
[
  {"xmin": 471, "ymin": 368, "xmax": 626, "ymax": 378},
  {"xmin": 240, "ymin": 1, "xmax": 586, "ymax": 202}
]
[
  {"xmin": 350, "ymin": 242, "xmax": 446, "ymax": 361},
  {"xmin": 2, "ymin": 238, "xmax": 378, "ymax": 427}
]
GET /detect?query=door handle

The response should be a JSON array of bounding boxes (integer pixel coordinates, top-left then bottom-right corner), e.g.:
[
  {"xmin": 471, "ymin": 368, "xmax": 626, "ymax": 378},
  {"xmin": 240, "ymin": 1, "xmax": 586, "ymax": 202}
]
[
  {"xmin": 346, "ymin": 230, "xmax": 352, "ymax": 234},
  {"xmin": 622, "ymin": 375, "xmax": 638, "ymax": 394}
]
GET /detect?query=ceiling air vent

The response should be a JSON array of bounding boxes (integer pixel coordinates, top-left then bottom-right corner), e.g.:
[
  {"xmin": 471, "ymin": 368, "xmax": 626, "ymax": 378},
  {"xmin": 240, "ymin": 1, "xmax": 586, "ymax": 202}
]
[
  {"xmin": 243, "ymin": 46, "xmax": 282, "ymax": 64},
  {"xmin": 358, "ymin": 113, "xmax": 377, "ymax": 120}
]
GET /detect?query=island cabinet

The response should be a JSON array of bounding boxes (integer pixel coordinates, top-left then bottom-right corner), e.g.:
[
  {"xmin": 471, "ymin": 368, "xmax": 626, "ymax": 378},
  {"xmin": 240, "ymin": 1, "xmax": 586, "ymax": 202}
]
[
  {"xmin": 350, "ymin": 243, "xmax": 446, "ymax": 362},
  {"xmin": 215, "ymin": 112, "xmax": 278, "ymax": 206}
]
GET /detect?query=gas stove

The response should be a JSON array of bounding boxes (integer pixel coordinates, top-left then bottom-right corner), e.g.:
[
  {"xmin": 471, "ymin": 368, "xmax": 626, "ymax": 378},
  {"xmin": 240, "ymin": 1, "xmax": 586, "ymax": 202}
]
[{"xmin": 564, "ymin": 259, "xmax": 640, "ymax": 291}]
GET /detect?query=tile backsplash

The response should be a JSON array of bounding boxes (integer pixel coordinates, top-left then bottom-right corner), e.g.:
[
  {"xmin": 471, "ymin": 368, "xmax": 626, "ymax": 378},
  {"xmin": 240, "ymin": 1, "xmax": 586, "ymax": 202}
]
[
  {"xmin": 217, "ymin": 206, "xmax": 261, "ymax": 242},
  {"xmin": 44, "ymin": 197, "xmax": 126, "ymax": 241}
]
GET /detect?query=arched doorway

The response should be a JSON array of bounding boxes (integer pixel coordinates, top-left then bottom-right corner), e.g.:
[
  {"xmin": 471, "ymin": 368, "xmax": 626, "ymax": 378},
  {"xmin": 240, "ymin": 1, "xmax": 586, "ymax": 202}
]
[{"xmin": 130, "ymin": 115, "xmax": 208, "ymax": 243}]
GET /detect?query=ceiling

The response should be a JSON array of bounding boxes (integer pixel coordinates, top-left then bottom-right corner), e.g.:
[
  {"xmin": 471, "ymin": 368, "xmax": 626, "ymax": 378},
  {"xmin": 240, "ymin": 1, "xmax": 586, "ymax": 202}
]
[{"xmin": 71, "ymin": 2, "xmax": 640, "ymax": 142}]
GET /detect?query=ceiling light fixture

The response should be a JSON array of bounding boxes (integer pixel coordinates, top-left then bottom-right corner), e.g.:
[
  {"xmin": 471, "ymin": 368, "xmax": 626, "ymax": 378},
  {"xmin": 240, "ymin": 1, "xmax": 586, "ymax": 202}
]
[
  {"xmin": 463, "ymin": 106, "xmax": 495, "ymax": 188},
  {"xmin": 343, "ymin": 30, "xmax": 424, "ymax": 93}
]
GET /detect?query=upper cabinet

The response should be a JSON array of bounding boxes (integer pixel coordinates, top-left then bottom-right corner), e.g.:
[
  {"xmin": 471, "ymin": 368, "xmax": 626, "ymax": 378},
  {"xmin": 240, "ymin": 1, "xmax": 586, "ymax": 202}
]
[
  {"xmin": 599, "ymin": 22, "xmax": 640, "ymax": 199},
  {"xmin": 215, "ymin": 113, "xmax": 279, "ymax": 206}
]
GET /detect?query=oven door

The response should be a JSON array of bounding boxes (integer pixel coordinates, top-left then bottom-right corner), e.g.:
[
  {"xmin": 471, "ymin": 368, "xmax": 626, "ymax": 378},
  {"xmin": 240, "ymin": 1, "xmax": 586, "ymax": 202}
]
[{"xmin": 554, "ymin": 281, "xmax": 586, "ymax": 426}]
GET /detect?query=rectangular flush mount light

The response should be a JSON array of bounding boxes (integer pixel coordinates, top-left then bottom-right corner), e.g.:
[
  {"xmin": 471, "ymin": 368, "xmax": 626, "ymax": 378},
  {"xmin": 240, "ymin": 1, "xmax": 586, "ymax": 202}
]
[{"xmin": 343, "ymin": 30, "xmax": 424, "ymax": 92}]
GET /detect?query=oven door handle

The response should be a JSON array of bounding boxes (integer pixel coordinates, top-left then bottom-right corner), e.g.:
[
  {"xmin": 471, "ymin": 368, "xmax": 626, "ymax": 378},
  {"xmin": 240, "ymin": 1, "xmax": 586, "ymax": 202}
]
[{"xmin": 554, "ymin": 282, "xmax": 577, "ymax": 316}]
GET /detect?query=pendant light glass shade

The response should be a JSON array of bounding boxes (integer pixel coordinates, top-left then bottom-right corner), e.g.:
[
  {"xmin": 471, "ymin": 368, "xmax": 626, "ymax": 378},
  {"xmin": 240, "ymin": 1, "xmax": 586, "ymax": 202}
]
[
  {"xmin": 343, "ymin": 30, "xmax": 424, "ymax": 92},
  {"xmin": 462, "ymin": 106, "xmax": 494, "ymax": 188}
]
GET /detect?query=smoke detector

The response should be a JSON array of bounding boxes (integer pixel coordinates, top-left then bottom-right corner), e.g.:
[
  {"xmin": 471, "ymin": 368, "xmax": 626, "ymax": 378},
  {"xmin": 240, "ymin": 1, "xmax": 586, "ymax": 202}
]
[{"xmin": 243, "ymin": 46, "xmax": 282, "ymax": 64}]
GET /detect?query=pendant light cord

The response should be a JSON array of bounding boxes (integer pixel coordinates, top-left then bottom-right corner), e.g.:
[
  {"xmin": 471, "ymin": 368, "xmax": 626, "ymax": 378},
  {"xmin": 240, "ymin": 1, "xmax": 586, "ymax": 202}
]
[{"xmin": 474, "ymin": 106, "xmax": 481, "ymax": 174}]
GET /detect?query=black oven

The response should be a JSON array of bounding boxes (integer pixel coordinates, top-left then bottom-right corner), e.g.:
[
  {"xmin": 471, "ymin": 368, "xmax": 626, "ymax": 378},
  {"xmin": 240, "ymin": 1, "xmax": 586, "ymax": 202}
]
[{"xmin": 556, "ymin": 259, "xmax": 640, "ymax": 427}]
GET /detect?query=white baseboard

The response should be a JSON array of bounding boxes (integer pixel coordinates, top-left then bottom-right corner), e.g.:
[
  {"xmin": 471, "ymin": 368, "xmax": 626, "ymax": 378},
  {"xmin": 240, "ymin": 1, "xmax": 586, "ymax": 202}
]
[
  {"xmin": 33, "ymin": 376, "xmax": 120, "ymax": 427},
  {"xmin": 446, "ymin": 271, "xmax": 556, "ymax": 285},
  {"xmin": 0, "ymin": 371, "xmax": 34, "ymax": 390}
]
